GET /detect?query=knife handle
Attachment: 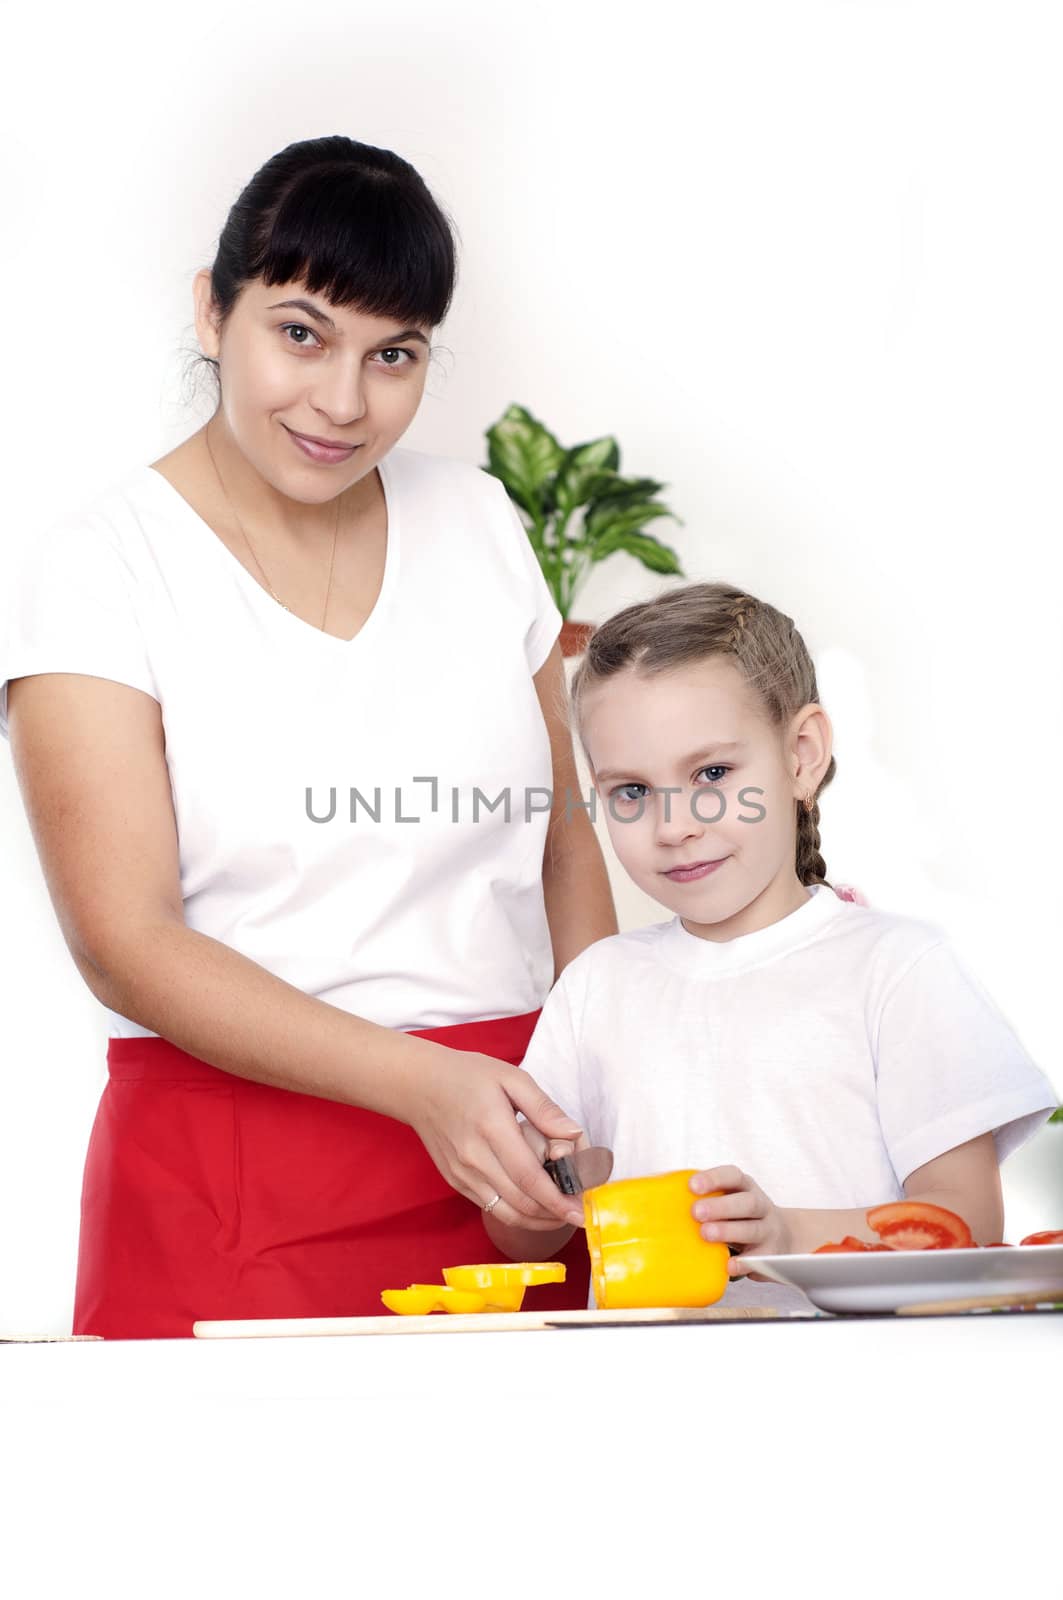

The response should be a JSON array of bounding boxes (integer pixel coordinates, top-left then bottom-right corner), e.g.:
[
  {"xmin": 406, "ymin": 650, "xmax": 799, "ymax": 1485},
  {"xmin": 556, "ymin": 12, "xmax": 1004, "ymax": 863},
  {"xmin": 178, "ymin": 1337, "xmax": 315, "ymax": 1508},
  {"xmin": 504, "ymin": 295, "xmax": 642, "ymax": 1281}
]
[{"xmin": 543, "ymin": 1156, "xmax": 581, "ymax": 1196}]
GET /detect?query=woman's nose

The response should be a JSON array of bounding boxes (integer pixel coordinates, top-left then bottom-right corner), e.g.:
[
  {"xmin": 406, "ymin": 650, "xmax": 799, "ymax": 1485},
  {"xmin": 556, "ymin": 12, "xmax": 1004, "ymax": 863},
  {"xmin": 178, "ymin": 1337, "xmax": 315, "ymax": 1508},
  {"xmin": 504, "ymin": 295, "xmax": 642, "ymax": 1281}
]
[{"xmin": 310, "ymin": 359, "xmax": 368, "ymax": 425}]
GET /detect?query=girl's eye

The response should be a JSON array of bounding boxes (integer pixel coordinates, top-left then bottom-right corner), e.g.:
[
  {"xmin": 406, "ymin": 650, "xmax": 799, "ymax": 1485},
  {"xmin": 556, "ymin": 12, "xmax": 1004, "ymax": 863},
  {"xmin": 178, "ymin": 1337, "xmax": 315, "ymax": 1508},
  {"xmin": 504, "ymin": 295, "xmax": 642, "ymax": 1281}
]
[
  {"xmin": 610, "ymin": 767, "xmax": 730, "ymax": 805},
  {"xmin": 375, "ymin": 346, "xmax": 418, "ymax": 368}
]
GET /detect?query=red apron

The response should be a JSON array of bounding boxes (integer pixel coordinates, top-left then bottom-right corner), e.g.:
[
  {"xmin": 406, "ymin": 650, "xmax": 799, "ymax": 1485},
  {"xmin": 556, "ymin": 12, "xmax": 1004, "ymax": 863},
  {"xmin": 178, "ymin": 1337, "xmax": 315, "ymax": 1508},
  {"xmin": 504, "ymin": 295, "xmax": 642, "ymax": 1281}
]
[{"xmin": 71, "ymin": 1009, "xmax": 590, "ymax": 1338}]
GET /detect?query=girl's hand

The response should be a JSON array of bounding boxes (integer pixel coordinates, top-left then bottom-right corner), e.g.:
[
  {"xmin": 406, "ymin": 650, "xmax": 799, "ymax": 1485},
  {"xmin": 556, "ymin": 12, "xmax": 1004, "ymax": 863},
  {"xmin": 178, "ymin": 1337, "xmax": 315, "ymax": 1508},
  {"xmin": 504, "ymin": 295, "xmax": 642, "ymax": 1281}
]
[
  {"xmin": 689, "ymin": 1166, "xmax": 794, "ymax": 1279},
  {"xmin": 404, "ymin": 1049, "xmax": 587, "ymax": 1230}
]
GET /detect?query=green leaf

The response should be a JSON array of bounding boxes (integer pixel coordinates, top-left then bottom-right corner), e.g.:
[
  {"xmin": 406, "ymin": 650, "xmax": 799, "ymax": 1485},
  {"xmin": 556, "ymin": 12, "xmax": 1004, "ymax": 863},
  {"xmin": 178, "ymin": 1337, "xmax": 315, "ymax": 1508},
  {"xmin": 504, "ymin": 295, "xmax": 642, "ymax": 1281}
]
[
  {"xmin": 485, "ymin": 405, "xmax": 565, "ymax": 520},
  {"xmin": 1049, "ymin": 1106, "xmax": 1063, "ymax": 1124},
  {"xmin": 588, "ymin": 527, "xmax": 685, "ymax": 574},
  {"xmin": 586, "ymin": 475, "xmax": 667, "ymax": 510},
  {"xmin": 585, "ymin": 502, "xmax": 680, "ymax": 544},
  {"xmin": 553, "ymin": 437, "xmax": 621, "ymax": 515}
]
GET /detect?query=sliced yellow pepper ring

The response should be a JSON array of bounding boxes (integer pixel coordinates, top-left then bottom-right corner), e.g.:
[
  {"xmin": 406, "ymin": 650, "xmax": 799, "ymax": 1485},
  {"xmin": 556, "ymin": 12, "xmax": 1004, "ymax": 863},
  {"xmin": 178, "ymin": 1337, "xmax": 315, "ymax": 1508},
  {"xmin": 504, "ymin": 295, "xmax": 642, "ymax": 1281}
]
[
  {"xmin": 408, "ymin": 1282, "xmax": 526, "ymax": 1313},
  {"xmin": 380, "ymin": 1286, "xmax": 488, "ymax": 1315},
  {"xmin": 435, "ymin": 1283, "xmax": 527, "ymax": 1312},
  {"xmin": 442, "ymin": 1262, "xmax": 567, "ymax": 1293}
]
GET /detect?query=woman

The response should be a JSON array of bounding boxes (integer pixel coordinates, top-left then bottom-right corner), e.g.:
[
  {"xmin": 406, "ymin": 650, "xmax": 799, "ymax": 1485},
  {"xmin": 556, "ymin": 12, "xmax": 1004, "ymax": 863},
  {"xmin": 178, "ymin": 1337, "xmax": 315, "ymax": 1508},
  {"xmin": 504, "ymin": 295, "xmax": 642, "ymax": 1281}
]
[{"xmin": 0, "ymin": 134, "xmax": 617, "ymax": 1337}]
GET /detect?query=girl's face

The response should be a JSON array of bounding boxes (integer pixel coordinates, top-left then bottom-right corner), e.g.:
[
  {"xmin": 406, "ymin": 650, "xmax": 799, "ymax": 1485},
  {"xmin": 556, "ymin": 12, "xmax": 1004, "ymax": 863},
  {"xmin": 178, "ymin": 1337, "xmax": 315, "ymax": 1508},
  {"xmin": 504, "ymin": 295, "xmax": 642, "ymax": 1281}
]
[
  {"xmin": 193, "ymin": 270, "xmax": 431, "ymax": 503},
  {"xmin": 581, "ymin": 657, "xmax": 833, "ymax": 940}
]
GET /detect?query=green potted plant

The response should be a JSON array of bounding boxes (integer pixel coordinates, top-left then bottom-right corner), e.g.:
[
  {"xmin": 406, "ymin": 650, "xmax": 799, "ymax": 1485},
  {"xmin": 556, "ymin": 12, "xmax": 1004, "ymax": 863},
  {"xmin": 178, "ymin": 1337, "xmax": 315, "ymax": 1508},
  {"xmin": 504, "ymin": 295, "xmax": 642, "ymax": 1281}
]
[{"xmin": 484, "ymin": 404, "xmax": 686, "ymax": 657}]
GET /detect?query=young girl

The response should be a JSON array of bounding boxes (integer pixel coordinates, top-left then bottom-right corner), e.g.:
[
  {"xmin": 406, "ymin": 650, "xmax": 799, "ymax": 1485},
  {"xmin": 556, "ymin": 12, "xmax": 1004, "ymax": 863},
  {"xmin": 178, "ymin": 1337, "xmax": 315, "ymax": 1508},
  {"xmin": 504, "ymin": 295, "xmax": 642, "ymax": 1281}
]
[{"xmin": 484, "ymin": 580, "xmax": 1060, "ymax": 1311}]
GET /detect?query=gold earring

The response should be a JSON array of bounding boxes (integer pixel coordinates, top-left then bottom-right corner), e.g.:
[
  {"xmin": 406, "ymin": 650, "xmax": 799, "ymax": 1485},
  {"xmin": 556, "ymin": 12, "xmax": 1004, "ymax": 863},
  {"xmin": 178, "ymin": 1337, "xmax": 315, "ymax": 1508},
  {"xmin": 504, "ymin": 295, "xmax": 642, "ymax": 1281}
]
[{"xmin": 803, "ymin": 792, "xmax": 815, "ymax": 813}]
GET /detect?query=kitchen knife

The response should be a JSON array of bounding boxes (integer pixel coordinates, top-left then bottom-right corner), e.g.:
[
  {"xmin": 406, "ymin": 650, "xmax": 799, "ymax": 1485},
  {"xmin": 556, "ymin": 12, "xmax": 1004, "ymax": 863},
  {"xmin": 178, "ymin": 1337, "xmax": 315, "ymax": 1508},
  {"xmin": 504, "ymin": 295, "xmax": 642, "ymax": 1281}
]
[{"xmin": 543, "ymin": 1145, "xmax": 614, "ymax": 1196}]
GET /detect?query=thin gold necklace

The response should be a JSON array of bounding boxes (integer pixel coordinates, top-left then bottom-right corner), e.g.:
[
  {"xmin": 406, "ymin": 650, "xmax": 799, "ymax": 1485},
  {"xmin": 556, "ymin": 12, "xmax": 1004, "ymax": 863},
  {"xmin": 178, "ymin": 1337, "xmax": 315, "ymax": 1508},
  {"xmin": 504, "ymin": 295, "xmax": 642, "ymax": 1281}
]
[{"xmin": 204, "ymin": 428, "xmax": 341, "ymax": 633}]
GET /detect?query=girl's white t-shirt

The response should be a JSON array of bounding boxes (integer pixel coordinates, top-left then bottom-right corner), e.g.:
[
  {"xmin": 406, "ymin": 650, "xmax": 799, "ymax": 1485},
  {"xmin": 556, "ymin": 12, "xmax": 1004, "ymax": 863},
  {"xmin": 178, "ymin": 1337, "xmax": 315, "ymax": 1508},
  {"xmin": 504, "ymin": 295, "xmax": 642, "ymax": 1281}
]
[
  {"xmin": 519, "ymin": 883, "xmax": 1060, "ymax": 1312},
  {"xmin": 0, "ymin": 447, "xmax": 564, "ymax": 1037}
]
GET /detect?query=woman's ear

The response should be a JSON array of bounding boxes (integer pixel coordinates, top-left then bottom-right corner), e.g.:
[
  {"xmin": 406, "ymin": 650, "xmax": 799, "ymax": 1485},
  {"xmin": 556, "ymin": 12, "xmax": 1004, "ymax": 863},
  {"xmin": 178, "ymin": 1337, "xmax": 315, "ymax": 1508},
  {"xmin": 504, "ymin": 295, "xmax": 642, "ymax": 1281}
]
[{"xmin": 192, "ymin": 268, "xmax": 222, "ymax": 360}]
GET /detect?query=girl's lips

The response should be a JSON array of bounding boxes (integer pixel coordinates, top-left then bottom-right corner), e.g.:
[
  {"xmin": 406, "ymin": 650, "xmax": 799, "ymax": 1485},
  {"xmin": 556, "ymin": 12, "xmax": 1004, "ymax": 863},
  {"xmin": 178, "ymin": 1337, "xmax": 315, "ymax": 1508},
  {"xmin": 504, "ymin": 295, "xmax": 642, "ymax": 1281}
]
[
  {"xmin": 286, "ymin": 428, "xmax": 359, "ymax": 464},
  {"xmin": 663, "ymin": 858, "xmax": 729, "ymax": 883}
]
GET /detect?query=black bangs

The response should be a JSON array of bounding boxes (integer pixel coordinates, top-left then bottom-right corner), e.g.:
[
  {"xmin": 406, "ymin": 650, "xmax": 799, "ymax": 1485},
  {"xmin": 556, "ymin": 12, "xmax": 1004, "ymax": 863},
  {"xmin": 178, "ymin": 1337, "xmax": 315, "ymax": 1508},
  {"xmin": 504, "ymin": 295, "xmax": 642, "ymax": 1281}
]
[
  {"xmin": 208, "ymin": 135, "xmax": 458, "ymax": 333},
  {"xmin": 252, "ymin": 164, "xmax": 456, "ymax": 330}
]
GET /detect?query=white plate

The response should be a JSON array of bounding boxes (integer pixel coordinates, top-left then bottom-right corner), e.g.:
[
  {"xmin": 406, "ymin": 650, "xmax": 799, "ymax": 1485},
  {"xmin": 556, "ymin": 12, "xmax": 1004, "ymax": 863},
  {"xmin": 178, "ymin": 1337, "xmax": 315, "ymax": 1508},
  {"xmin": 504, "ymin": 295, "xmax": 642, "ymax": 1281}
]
[{"xmin": 744, "ymin": 1243, "xmax": 1063, "ymax": 1314}]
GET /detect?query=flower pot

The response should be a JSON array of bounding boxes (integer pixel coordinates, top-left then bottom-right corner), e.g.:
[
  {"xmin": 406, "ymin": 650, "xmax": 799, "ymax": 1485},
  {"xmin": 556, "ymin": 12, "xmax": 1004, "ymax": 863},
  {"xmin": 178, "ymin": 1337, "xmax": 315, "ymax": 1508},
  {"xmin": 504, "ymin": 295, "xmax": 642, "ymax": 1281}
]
[{"xmin": 559, "ymin": 619, "xmax": 595, "ymax": 658}]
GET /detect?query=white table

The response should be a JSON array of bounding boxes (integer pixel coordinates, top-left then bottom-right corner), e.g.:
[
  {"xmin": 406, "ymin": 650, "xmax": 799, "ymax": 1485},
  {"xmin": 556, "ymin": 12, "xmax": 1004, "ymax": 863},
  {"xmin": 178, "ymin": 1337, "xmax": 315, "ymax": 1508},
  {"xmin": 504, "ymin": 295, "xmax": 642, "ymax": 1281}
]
[{"xmin": 3, "ymin": 1313, "xmax": 1059, "ymax": 1598}]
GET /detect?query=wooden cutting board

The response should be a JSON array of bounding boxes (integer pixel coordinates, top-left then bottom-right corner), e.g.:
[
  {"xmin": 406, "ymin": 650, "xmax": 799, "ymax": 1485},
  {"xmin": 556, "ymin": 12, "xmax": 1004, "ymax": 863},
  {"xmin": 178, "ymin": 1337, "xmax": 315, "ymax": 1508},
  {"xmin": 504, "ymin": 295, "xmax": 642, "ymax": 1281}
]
[{"xmin": 192, "ymin": 1305, "xmax": 787, "ymax": 1339}]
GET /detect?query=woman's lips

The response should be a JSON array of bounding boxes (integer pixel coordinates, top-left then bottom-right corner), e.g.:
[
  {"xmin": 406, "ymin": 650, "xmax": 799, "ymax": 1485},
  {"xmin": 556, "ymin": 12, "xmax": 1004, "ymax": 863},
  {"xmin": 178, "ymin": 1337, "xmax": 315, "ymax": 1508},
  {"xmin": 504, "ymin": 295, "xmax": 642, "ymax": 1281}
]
[
  {"xmin": 286, "ymin": 427, "xmax": 359, "ymax": 464},
  {"xmin": 662, "ymin": 858, "xmax": 729, "ymax": 883}
]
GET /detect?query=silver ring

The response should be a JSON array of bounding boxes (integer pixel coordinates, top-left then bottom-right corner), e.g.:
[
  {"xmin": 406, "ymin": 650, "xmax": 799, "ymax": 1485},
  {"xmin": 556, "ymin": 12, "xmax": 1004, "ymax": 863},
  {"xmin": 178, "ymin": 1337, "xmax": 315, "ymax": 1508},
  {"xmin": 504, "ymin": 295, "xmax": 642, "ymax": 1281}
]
[{"xmin": 482, "ymin": 1192, "xmax": 502, "ymax": 1214}]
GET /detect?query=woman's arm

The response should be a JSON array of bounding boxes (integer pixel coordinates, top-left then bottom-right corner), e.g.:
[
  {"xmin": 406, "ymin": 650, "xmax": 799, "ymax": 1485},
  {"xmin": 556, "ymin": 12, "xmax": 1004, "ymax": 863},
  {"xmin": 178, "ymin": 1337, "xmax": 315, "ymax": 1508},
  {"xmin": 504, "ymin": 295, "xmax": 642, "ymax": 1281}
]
[
  {"xmin": 482, "ymin": 1211, "xmax": 575, "ymax": 1261},
  {"xmin": 533, "ymin": 642, "xmax": 618, "ymax": 981},
  {"xmin": 6, "ymin": 672, "xmax": 584, "ymax": 1229}
]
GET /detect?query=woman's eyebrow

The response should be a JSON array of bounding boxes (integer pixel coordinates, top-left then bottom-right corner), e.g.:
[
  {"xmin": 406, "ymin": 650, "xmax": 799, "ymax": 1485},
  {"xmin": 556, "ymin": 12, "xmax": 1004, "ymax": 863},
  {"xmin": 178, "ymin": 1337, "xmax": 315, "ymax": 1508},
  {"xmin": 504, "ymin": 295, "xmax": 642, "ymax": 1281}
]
[
  {"xmin": 266, "ymin": 297, "xmax": 429, "ymax": 344},
  {"xmin": 596, "ymin": 742, "xmax": 746, "ymax": 784}
]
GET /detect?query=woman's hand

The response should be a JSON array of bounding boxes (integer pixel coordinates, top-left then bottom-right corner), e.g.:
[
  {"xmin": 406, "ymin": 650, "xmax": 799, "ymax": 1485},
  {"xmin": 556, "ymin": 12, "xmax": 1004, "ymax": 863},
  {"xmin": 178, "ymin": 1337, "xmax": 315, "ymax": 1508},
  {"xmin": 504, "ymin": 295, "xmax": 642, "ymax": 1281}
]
[
  {"xmin": 689, "ymin": 1165, "xmax": 794, "ymax": 1279},
  {"xmin": 403, "ymin": 1048, "xmax": 587, "ymax": 1230},
  {"xmin": 511, "ymin": 1121, "xmax": 592, "ymax": 1229}
]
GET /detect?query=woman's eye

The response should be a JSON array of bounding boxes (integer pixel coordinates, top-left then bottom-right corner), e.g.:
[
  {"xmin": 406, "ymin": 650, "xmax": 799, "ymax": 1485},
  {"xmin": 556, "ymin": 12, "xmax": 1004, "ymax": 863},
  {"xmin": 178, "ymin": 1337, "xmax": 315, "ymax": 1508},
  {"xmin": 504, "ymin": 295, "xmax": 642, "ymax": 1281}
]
[
  {"xmin": 374, "ymin": 347, "xmax": 418, "ymax": 368},
  {"xmin": 278, "ymin": 326, "xmax": 417, "ymax": 369},
  {"xmin": 280, "ymin": 322, "xmax": 322, "ymax": 348},
  {"xmin": 696, "ymin": 765, "xmax": 730, "ymax": 785}
]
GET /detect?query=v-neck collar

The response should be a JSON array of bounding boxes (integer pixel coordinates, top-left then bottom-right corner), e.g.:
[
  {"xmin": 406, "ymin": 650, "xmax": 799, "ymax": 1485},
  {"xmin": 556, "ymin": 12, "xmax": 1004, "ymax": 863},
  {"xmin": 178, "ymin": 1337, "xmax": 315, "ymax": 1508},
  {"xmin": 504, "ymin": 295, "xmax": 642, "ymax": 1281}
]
[{"xmin": 137, "ymin": 451, "xmax": 401, "ymax": 653}]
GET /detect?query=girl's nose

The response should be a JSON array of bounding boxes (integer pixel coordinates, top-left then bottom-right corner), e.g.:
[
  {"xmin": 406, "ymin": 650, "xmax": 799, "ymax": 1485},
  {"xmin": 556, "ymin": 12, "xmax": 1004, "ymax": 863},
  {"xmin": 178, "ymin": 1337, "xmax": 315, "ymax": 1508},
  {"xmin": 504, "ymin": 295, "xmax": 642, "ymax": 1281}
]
[{"xmin": 653, "ymin": 788, "xmax": 704, "ymax": 844}]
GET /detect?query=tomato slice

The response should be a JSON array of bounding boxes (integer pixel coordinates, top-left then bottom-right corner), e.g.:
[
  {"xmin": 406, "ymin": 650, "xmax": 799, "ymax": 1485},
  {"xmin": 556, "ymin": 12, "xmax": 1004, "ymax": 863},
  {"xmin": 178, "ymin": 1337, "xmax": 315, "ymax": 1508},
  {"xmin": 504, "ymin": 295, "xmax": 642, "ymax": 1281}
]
[
  {"xmin": 982, "ymin": 1242, "xmax": 1014, "ymax": 1248},
  {"xmin": 865, "ymin": 1201, "xmax": 974, "ymax": 1250},
  {"xmin": 442, "ymin": 1262, "xmax": 567, "ymax": 1292},
  {"xmin": 1018, "ymin": 1229, "xmax": 1063, "ymax": 1247},
  {"xmin": 812, "ymin": 1236, "xmax": 872, "ymax": 1253}
]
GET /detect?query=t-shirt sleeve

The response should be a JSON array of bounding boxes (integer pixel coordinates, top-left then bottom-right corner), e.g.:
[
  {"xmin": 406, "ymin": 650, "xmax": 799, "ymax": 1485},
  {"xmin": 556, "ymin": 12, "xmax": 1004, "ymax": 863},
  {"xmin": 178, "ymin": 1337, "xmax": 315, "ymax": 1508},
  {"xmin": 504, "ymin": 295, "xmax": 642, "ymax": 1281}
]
[
  {"xmin": 517, "ymin": 965, "xmax": 587, "ymax": 1131},
  {"xmin": 483, "ymin": 472, "xmax": 564, "ymax": 676},
  {"xmin": 0, "ymin": 519, "xmax": 159, "ymax": 742},
  {"xmin": 874, "ymin": 937, "xmax": 1060, "ymax": 1183}
]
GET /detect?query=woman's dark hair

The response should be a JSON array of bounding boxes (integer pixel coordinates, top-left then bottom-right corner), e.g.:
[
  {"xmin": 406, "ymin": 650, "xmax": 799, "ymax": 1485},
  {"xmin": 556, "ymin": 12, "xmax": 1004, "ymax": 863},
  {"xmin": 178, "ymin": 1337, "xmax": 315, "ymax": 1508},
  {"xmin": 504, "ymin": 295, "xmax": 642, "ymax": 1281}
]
[
  {"xmin": 186, "ymin": 134, "xmax": 458, "ymax": 394},
  {"xmin": 569, "ymin": 581, "xmax": 837, "ymax": 889}
]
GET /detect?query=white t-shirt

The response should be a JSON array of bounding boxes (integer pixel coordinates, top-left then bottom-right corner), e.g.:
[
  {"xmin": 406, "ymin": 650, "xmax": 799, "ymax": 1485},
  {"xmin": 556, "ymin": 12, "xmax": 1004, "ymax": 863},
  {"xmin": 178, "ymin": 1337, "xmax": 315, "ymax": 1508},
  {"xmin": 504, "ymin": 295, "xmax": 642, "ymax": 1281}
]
[
  {"xmin": 0, "ymin": 448, "xmax": 564, "ymax": 1037},
  {"xmin": 520, "ymin": 883, "xmax": 1060, "ymax": 1313}
]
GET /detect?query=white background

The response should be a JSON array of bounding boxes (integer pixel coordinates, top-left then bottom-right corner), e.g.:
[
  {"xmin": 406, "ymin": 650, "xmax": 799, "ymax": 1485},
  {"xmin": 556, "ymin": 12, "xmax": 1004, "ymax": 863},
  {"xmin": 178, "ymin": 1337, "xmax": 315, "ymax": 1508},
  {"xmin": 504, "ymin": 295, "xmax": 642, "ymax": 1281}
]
[{"xmin": 1, "ymin": 0, "xmax": 1061, "ymax": 1339}]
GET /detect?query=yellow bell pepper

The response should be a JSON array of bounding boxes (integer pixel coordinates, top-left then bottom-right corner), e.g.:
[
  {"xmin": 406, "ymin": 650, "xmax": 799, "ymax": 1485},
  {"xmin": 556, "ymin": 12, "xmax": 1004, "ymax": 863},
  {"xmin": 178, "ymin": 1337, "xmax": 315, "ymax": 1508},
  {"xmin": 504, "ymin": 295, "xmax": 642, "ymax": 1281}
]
[
  {"xmin": 442, "ymin": 1262, "xmax": 567, "ymax": 1294},
  {"xmin": 380, "ymin": 1280, "xmax": 529, "ymax": 1315},
  {"xmin": 380, "ymin": 1286, "xmax": 489, "ymax": 1315},
  {"xmin": 381, "ymin": 1263, "xmax": 565, "ymax": 1316},
  {"xmin": 582, "ymin": 1170, "xmax": 730, "ymax": 1310}
]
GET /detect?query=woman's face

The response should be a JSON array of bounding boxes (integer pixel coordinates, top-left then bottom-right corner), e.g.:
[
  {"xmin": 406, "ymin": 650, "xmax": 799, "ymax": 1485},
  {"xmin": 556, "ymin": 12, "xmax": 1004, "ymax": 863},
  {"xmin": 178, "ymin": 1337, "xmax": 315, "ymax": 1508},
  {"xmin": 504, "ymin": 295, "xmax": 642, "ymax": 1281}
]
[
  {"xmin": 193, "ymin": 270, "xmax": 432, "ymax": 502},
  {"xmin": 580, "ymin": 657, "xmax": 833, "ymax": 939}
]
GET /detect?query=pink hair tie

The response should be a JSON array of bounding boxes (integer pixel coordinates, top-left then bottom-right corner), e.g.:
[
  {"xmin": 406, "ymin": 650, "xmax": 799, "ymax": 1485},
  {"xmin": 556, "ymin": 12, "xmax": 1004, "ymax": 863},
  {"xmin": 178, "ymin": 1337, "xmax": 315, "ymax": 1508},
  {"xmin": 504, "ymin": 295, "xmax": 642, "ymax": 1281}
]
[{"xmin": 833, "ymin": 883, "xmax": 869, "ymax": 906}]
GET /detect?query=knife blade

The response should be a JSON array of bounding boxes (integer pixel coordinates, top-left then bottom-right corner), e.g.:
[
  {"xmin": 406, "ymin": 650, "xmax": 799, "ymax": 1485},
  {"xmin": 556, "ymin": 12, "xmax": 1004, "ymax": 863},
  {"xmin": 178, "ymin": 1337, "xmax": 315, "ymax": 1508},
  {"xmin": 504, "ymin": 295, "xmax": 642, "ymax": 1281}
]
[{"xmin": 543, "ymin": 1145, "xmax": 614, "ymax": 1196}]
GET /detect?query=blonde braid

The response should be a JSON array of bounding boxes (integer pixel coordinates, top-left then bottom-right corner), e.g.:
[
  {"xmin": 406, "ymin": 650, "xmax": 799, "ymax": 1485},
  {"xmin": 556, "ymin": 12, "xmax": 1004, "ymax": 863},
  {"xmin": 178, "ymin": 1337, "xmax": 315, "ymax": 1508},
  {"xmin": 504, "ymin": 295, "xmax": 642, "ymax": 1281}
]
[
  {"xmin": 797, "ymin": 790, "xmax": 832, "ymax": 888},
  {"xmin": 727, "ymin": 595, "xmax": 759, "ymax": 652}
]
